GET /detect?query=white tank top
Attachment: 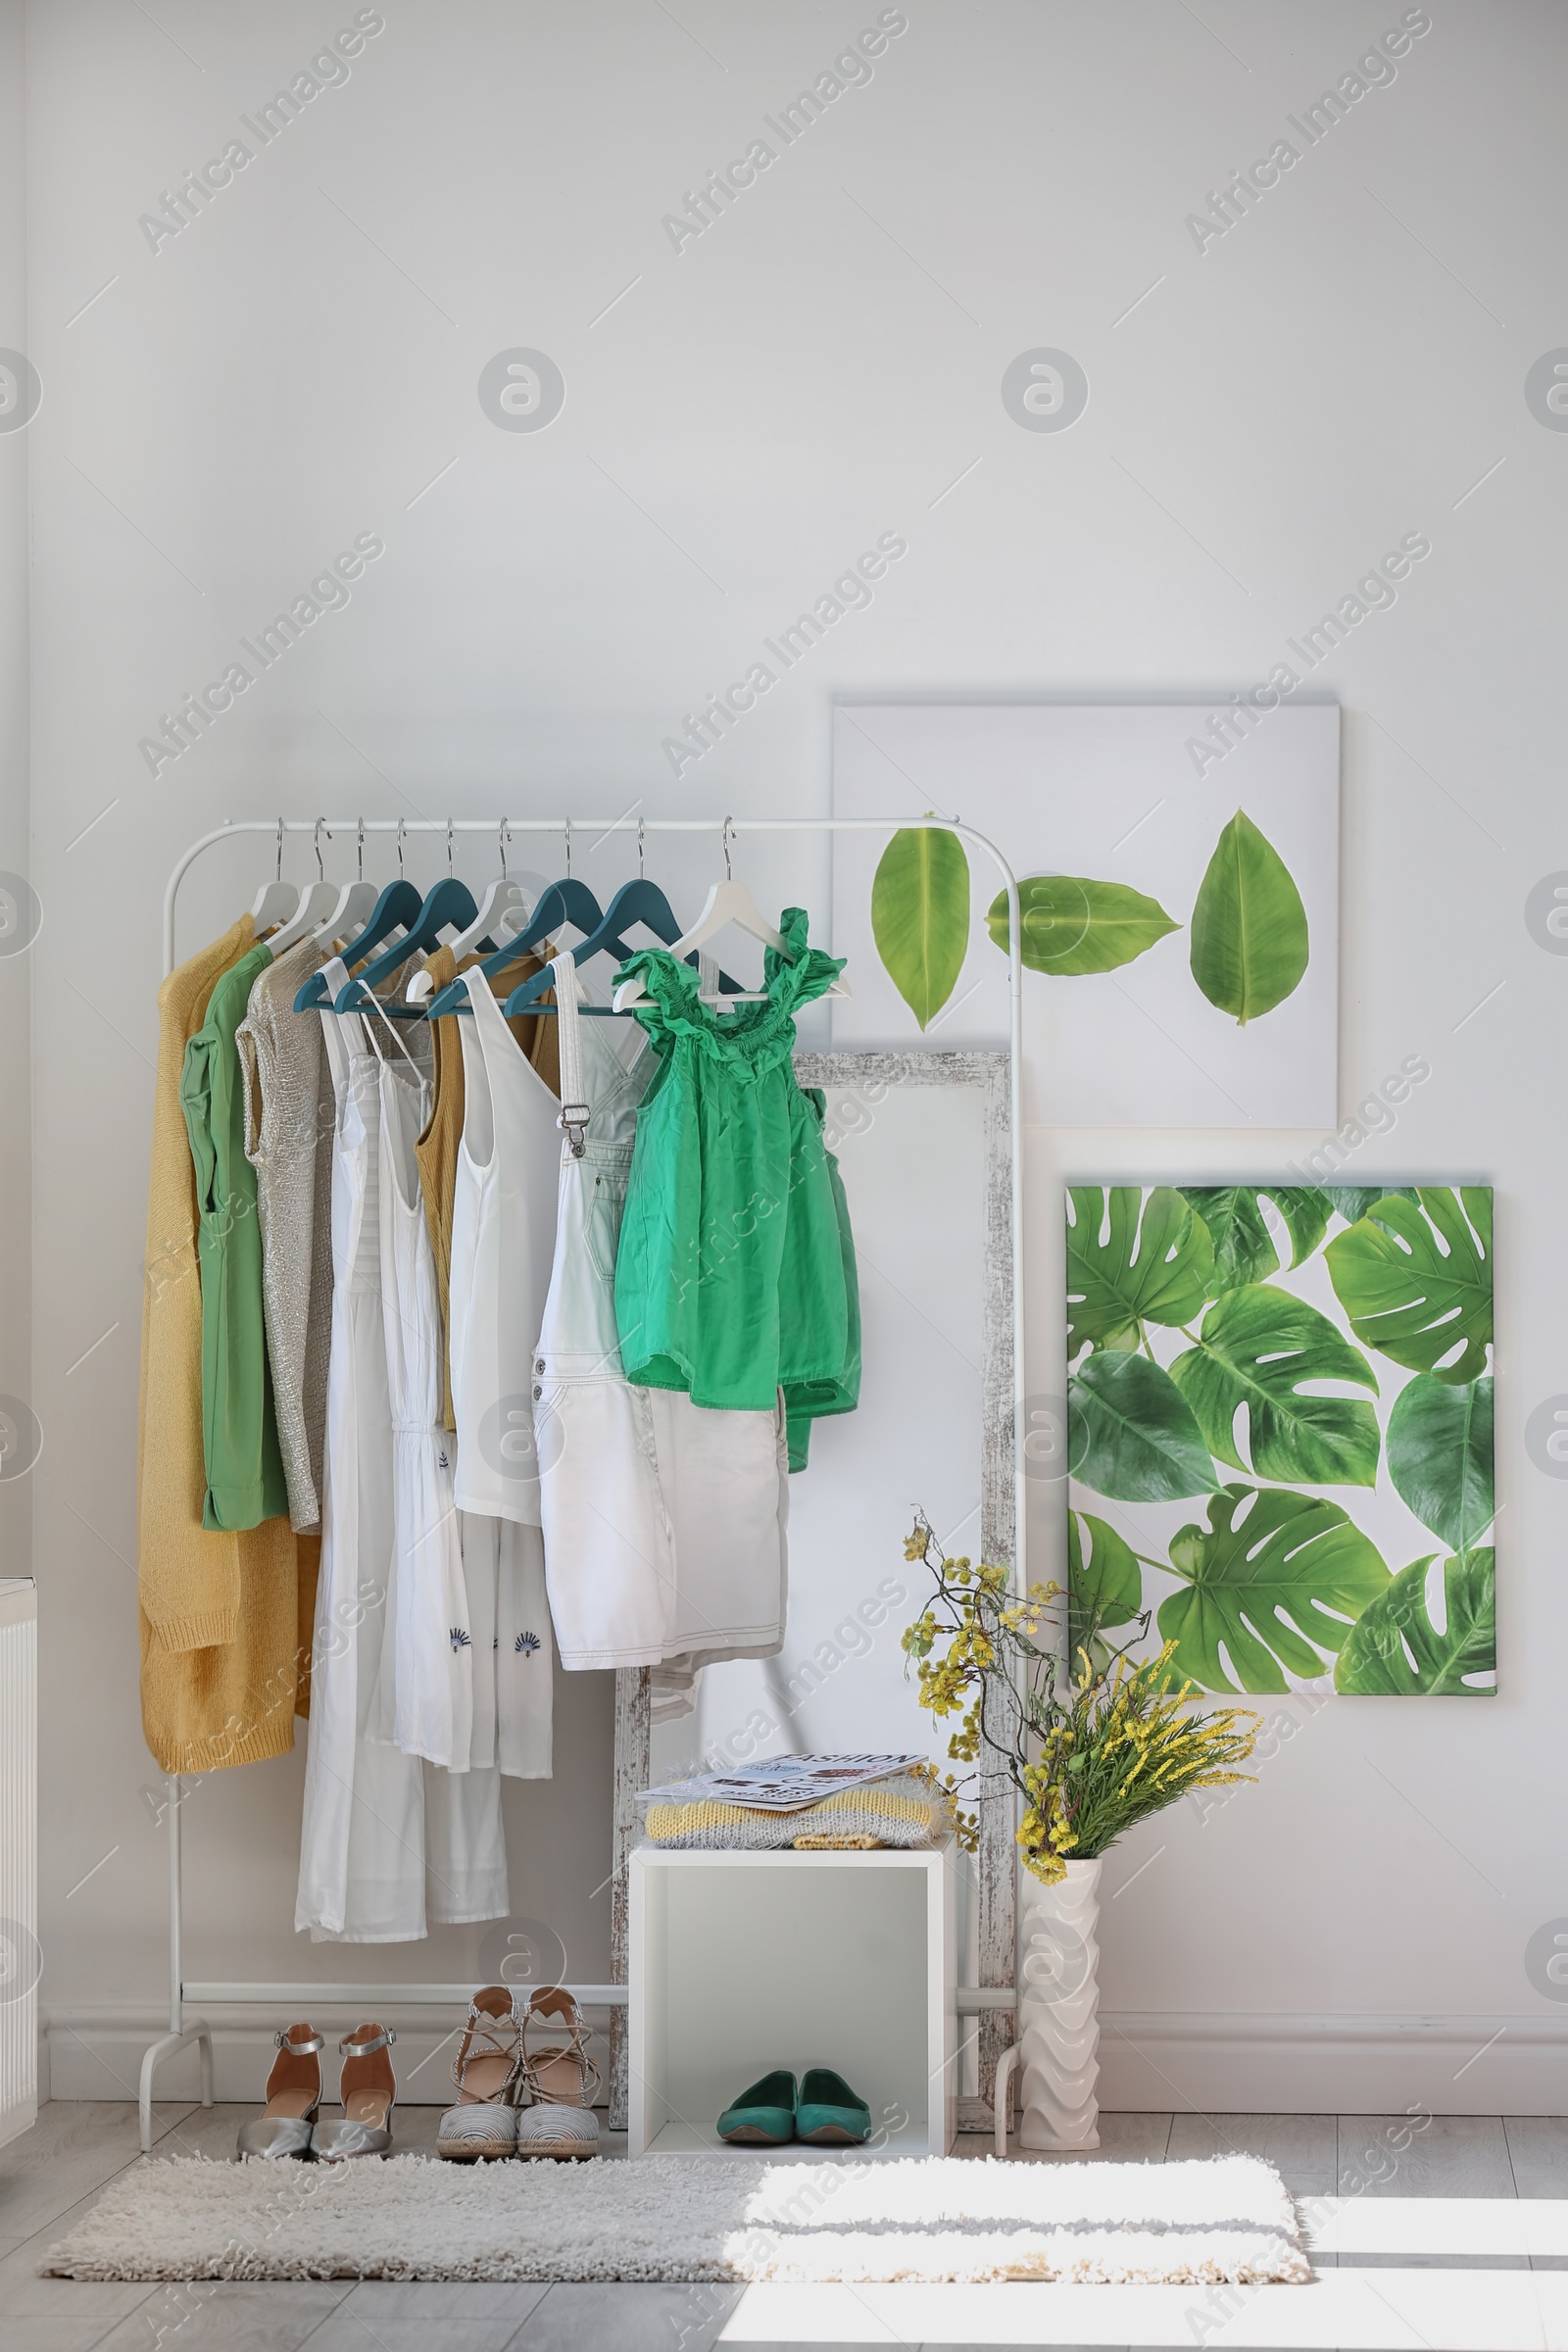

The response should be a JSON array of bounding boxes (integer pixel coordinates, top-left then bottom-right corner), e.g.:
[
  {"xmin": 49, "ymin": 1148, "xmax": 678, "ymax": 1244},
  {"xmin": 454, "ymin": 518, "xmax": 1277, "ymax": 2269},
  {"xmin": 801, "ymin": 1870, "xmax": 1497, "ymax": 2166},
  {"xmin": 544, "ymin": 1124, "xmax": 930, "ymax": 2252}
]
[{"xmin": 448, "ymin": 965, "xmax": 563, "ymax": 1525}]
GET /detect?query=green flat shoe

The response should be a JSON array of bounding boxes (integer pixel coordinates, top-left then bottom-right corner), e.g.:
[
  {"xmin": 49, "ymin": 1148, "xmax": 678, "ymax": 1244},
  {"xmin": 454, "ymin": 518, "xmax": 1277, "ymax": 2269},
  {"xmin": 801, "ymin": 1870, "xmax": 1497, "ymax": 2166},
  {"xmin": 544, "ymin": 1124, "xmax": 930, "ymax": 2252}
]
[
  {"xmin": 796, "ymin": 2066, "xmax": 872, "ymax": 2145},
  {"xmin": 716, "ymin": 2068, "xmax": 797, "ymax": 2144}
]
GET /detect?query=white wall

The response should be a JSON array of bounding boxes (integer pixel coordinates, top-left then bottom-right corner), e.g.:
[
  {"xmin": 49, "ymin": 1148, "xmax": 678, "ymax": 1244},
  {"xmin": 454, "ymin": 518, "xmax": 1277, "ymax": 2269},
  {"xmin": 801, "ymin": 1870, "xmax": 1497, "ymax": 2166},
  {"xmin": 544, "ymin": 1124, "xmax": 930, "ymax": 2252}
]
[{"xmin": 20, "ymin": 0, "xmax": 1568, "ymax": 2112}]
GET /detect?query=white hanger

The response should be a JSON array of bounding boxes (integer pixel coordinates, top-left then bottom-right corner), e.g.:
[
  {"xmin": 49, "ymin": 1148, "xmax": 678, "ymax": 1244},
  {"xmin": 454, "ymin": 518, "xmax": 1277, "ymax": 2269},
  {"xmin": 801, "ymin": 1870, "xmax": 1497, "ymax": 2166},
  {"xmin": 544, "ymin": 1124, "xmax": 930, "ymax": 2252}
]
[
  {"xmin": 319, "ymin": 880, "xmax": 381, "ymax": 953},
  {"xmin": 612, "ymin": 818, "xmax": 850, "ymax": 1009},
  {"xmin": 407, "ymin": 822, "xmax": 536, "ymax": 1003},
  {"xmin": 266, "ymin": 820, "xmax": 343, "ymax": 954},
  {"xmin": 444, "ymin": 822, "xmax": 534, "ymax": 962},
  {"xmin": 250, "ymin": 817, "xmax": 300, "ymax": 934},
  {"xmin": 314, "ymin": 818, "xmax": 381, "ymax": 954}
]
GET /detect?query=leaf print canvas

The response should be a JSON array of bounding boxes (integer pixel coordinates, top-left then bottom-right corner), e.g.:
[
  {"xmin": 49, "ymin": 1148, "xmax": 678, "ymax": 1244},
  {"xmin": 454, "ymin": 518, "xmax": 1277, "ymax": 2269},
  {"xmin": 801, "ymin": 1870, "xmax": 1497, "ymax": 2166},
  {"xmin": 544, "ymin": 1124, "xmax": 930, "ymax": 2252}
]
[
  {"xmin": 1065, "ymin": 1185, "xmax": 1495, "ymax": 1696},
  {"xmin": 831, "ymin": 701, "xmax": 1339, "ymax": 1124}
]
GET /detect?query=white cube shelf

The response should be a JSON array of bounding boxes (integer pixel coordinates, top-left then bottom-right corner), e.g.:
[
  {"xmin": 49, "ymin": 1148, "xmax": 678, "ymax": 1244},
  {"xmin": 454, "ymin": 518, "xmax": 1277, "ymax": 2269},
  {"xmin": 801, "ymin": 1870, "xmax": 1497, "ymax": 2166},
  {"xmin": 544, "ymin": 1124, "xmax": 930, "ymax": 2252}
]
[{"xmin": 627, "ymin": 1841, "xmax": 956, "ymax": 2159}]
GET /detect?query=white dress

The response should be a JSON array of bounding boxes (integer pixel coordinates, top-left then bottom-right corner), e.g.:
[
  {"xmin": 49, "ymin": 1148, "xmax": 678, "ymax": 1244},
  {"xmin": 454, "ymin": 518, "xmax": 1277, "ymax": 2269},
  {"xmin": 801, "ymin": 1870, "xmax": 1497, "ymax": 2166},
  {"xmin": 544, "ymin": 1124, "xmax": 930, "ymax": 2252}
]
[
  {"xmin": 534, "ymin": 953, "xmax": 789, "ymax": 1683},
  {"xmin": 296, "ymin": 961, "xmax": 508, "ymax": 1941},
  {"xmin": 448, "ymin": 964, "xmax": 560, "ymax": 1776}
]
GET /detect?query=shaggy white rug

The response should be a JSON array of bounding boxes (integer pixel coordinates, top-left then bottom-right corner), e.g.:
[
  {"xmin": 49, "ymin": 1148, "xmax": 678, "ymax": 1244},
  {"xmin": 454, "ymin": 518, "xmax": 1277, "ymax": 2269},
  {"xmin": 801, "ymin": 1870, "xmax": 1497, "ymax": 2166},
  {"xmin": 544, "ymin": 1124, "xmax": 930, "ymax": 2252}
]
[{"xmin": 45, "ymin": 2152, "xmax": 1309, "ymax": 2286}]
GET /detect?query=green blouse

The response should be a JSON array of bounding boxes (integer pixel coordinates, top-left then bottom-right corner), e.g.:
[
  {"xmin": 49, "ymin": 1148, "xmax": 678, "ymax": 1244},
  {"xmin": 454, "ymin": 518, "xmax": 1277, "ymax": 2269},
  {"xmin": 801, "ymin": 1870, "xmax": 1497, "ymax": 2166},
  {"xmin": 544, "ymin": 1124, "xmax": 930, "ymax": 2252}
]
[
  {"xmin": 612, "ymin": 909, "xmax": 858, "ymax": 1446},
  {"xmin": 783, "ymin": 1088, "xmax": 861, "ymax": 1470},
  {"xmin": 180, "ymin": 940, "xmax": 289, "ymax": 1533}
]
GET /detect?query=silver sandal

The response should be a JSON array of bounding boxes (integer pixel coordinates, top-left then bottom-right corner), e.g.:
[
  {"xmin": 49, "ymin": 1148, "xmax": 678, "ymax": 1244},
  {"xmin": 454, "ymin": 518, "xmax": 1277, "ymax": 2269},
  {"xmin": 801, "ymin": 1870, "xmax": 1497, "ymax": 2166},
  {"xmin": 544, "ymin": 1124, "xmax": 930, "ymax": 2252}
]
[
  {"xmin": 312, "ymin": 2024, "xmax": 397, "ymax": 2160},
  {"xmin": 237, "ymin": 2025, "xmax": 323, "ymax": 2160}
]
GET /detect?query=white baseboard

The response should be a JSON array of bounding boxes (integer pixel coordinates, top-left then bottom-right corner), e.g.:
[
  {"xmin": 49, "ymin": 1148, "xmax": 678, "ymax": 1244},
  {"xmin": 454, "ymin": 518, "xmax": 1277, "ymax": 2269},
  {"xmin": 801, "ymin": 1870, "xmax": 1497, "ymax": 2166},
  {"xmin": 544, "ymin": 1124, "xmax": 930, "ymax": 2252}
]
[
  {"xmin": 1098, "ymin": 2011, "xmax": 1568, "ymax": 2117},
  {"xmin": 42, "ymin": 2004, "xmax": 1568, "ymax": 2115}
]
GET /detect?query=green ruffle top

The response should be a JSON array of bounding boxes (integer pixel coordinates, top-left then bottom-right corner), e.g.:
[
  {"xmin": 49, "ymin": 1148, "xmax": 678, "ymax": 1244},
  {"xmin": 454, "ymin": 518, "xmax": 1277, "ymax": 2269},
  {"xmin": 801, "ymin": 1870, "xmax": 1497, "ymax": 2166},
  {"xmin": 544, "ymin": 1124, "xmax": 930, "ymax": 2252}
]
[{"xmin": 612, "ymin": 907, "xmax": 859, "ymax": 1460}]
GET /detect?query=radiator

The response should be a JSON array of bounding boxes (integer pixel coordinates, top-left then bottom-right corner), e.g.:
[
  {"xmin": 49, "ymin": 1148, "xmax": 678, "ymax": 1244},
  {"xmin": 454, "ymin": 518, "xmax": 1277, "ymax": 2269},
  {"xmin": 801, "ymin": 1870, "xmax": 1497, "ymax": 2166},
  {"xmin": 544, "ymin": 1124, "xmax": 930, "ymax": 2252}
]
[{"xmin": 0, "ymin": 1579, "xmax": 36, "ymax": 2149}]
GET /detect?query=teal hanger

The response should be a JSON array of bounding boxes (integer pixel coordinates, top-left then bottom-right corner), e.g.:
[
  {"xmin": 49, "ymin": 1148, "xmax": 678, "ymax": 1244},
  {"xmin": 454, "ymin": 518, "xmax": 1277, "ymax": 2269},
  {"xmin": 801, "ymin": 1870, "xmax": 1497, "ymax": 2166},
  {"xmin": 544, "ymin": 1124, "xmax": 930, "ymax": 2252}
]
[
  {"xmin": 422, "ymin": 879, "xmax": 644, "ymax": 1015},
  {"xmin": 334, "ymin": 875, "xmax": 490, "ymax": 1012},
  {"xmin": 501, "ymin": 876, "xmax": 740, "ymax": 1018},
  {"xmin": 421, "ymin": 877, "xmax": 622, "ymax": 1019}
]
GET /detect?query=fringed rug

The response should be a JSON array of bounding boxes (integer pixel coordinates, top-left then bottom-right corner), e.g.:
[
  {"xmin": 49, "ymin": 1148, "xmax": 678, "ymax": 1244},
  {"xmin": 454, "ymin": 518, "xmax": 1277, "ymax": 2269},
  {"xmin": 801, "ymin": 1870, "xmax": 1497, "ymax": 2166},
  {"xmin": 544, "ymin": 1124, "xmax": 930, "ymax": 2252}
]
[{"xmin": 46, "ymin": 2152, "xmax": 1310, "ymax": 2286}]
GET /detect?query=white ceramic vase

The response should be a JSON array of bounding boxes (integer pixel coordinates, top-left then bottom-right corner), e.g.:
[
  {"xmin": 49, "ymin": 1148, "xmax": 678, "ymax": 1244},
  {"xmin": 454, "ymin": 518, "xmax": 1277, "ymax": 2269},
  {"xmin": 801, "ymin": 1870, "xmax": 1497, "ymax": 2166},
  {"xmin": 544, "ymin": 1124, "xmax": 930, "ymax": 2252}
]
[{"xmin": 1015, "ymin": 1854, "xmax": 1101, "ymax": 2151}]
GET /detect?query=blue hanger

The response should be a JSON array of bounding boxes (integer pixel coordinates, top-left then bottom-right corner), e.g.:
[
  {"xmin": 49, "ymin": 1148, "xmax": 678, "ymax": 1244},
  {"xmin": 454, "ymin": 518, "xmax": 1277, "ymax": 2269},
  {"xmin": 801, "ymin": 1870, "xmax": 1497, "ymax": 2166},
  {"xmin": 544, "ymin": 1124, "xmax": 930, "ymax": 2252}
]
[
  {"xmin": 501, "ymin": 877, "xmax": 740, "ymax": 1018},
  {"xmin": 292, "ymin": 877, "xmax": 422, "ymax": 1010},
  {"xmin": 421, "ymin": 878, "xmax": 627, "ymax": 1019},
  {"xmin": 333, "ymin": 875, "xmax": 491, "ymax": 1013}
]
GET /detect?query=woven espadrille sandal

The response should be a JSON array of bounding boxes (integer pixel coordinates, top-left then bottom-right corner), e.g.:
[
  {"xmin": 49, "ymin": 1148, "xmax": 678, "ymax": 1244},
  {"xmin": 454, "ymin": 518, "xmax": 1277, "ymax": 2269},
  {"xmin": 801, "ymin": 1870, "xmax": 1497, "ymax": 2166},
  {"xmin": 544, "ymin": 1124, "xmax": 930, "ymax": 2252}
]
[
  {"xmin": 514, "ymin": 1986, "xmax": 601, "ymax": 2159},
  {"xmin": 437, "ymin": 1984, "xmax": 525, "ymax": 2161}
]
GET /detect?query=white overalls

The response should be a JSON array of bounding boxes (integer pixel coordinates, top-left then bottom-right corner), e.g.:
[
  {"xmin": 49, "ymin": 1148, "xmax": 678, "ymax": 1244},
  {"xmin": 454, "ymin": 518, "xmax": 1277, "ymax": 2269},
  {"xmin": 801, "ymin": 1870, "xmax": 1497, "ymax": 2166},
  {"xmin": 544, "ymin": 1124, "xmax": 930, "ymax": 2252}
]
[
  {"xmin": 535, "ymin": 953, "xmax": 790, "ymax": 1684},
  {"xmin": 447, "ymin": 962, "xmax": 560, "ymax": 1774}
]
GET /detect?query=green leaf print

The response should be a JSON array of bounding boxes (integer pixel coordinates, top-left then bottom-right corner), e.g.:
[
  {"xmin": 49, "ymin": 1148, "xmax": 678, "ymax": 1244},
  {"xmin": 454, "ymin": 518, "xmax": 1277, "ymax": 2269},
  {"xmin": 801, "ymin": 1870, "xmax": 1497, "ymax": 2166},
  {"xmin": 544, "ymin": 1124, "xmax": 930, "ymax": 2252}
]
[
  {"xmin": 1068, "ymin": 1349, "xmax": 1220, "ymax": 1503},
  {"xmin": 1325, "ymin": 1188, "xmax": 1493, "ymax": 1385},
  {"xmin": 986, "ymin": 874, "xmax": 1179, "ymax": 975},
  {"xmin": 871, "ymin": 826, "xmax": 970, "ymax": 1030},
  {"xmin": 1334, "ymin": 1549, "xmax": 1495, "ymax": 1695},
  {"xmin": 1169, "ymin": 1284, "xmax": 1381, "ymax": 1488},
  {"xmin": 1067, "ymin": 1186, "xmax": 1214, "ymax": 1356},
  {"xmin": 1385, "ymin": 1374, "xmax": 1494, "ymax": 1552},
  {"xmin": 1189, "ymin": 810, "xmax": 1310, "ymax": 1024},
  {"xmin": 1156, "ymin": 1484, "xmax": 1392, "ymax": 1693}
]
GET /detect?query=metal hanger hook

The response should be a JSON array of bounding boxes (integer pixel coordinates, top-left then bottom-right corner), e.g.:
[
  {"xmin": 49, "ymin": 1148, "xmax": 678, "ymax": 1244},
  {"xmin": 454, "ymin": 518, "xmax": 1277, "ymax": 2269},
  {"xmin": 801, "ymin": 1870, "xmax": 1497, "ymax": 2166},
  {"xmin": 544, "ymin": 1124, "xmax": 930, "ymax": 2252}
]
[
  {"xmin": 356, "ymin": 816, "xmax": 365, "ymax": 880},
  {"xmin": 275, "ymin": 816, "xmax": 284, "ymax": 880},
  {"xmin": 499, "ymin": 818, "xmax": 511, "ymax": 880},
  {"xmin": 396, "ymin": 817, "xmax": 406, "ymax": 877},
  {"xmin": 564, "ymin": 819, "xmax": 571, "ymax": 878},
  {"xmin": 314, "ymin": 817, "xmax": 328, "ymax": 880},
  {"xmin": 446, "ymin": 817, "xmax": 455, "ymax": 872},
  {"xmin": 637, "ymin": 815, "xmax": 645, "ymax": 878},
  {"xmin": 722, "ymin": 815, "xmax": 734, "ymax": 880}
]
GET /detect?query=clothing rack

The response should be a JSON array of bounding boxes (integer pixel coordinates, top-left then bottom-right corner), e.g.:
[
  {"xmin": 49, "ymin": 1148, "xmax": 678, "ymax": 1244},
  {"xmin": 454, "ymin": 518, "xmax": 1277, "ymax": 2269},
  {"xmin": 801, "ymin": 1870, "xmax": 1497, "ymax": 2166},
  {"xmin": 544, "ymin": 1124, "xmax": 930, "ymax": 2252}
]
[{"xmin": 139, "ymin": 814, "xmax": 1026, "ymax": 2152}]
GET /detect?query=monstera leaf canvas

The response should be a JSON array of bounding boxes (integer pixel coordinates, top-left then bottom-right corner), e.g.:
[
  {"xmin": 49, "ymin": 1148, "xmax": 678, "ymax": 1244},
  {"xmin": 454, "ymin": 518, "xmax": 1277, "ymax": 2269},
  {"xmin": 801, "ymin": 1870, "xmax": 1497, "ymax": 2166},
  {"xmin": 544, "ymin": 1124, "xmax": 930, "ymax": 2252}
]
[{"xmin": 1066, "ymin": 1184, "xmax": 1495, "ymax": 1698}]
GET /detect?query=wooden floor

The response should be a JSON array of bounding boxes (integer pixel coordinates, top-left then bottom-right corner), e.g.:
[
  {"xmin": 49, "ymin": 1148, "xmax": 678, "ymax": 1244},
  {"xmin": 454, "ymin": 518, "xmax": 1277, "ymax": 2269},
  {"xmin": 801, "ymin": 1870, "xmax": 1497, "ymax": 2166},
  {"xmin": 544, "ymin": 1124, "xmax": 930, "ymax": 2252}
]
[{"xmin": 8, "ymin": 2100, "xmax": 1568, "ymax": 2348}]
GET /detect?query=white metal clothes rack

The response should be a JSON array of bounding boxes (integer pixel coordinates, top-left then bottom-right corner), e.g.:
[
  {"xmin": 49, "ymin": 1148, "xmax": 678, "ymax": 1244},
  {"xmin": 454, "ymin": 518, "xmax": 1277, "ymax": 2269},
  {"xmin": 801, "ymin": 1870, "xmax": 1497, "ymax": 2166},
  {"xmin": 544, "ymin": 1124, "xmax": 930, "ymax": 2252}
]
[{"xmin": 140, "ymin": 813, "xmax": 1026, "ymax": 2152}]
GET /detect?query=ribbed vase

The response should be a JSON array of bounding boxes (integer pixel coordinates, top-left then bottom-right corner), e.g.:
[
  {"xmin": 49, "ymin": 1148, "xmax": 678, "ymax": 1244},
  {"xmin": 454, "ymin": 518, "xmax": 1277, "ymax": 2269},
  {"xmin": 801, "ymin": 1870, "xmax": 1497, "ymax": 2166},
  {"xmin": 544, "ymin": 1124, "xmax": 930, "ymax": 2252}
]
[{"xmin": 1016, "ymin": 1854, "xmax": 1101, "ymax": 2151}]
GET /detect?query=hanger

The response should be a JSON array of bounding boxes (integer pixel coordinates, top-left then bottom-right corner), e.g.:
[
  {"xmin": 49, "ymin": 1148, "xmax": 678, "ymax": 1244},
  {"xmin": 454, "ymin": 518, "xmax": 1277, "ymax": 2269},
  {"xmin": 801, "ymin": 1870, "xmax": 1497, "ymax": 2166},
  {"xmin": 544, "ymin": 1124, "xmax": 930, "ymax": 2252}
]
[
  {"xmin": 265, "ymin": 821, "xmax": 341, "ymax": 955},
  {"xmin": 612, "ymin": 818, "xmax": 849, "ymax": 1009},
  {"xmin": 421, "ymin": 823, "xmax": 618, "ymax": 1018},
  {"xmin": 293, "ymin": 820, "xmax": 421, "ymax": 1009},
  {"xmin": 334, "ymin": 822, "xmax": 490, "ymax": 1012},
  {"xmin": 501, "ymin": 820, "xmax": 740, "ymax": 1018},
  {"xmin": 417, "ymin": 879, "xmax": 618, "ymax": 1018},
  {"xmin": 314, "ymin": 818, "xmax": 380, "ymax": 954},
  {"xmin": 407, "ymin": 821, "xmax": 531, "ymax": 1003},
  {"xmin": 250, "ymin": 818, "xmax": 299, "ymax": 934}
]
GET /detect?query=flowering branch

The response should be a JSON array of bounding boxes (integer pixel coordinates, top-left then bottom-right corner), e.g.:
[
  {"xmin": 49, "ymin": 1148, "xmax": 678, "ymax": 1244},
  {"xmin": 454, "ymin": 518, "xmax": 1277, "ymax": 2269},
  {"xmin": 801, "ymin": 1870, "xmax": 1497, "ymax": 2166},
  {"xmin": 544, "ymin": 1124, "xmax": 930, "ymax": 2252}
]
[{"xmin": 900, "ymin": 1513, "xmax": 1259, "ymax": 1885}]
